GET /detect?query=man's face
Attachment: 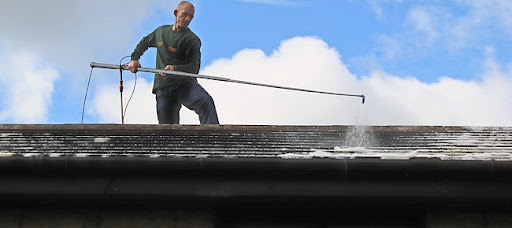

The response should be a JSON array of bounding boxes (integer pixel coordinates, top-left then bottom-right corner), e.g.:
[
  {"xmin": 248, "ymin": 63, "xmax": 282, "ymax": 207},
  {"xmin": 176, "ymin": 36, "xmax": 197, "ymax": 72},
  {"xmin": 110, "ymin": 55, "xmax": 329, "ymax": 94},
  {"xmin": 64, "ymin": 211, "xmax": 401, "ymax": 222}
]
[{"xmin": 174, "ymin": 3, "xmax": 195, "ymax": 29}]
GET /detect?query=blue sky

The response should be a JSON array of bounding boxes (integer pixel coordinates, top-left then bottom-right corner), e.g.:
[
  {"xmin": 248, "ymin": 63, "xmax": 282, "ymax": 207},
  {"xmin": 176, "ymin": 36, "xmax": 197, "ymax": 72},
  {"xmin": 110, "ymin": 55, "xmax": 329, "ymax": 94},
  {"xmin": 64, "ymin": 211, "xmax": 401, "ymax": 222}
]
[{"xmin": 0, "ymin": 0, "xmax": 511, "ymax": 126}]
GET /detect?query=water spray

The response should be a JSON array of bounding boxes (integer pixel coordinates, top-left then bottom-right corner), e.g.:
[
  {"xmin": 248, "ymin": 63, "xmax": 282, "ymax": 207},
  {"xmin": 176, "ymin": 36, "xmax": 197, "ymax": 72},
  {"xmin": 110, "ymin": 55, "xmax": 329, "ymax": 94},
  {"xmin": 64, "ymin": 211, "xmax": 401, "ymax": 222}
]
[{"xmin": 90, "ymin": 62, "xmax": 366, "ymax": 104}]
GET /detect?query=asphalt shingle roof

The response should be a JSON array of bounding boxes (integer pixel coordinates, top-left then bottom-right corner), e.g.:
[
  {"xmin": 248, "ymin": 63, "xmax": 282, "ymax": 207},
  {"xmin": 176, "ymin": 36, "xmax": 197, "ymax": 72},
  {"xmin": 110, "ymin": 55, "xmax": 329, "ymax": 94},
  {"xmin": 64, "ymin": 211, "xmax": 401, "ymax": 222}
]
[{"xmin": 1, "ymin": 124, "xmax": 511, "ymax": 161}]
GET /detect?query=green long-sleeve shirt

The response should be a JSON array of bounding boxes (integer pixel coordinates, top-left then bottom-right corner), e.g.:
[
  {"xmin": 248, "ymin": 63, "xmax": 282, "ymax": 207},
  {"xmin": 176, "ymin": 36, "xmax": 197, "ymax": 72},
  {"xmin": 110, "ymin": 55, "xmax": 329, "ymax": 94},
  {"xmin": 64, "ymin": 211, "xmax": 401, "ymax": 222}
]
[{"xmin": 131, "ymin": 25, "xmax": 201, "ymax": 93}]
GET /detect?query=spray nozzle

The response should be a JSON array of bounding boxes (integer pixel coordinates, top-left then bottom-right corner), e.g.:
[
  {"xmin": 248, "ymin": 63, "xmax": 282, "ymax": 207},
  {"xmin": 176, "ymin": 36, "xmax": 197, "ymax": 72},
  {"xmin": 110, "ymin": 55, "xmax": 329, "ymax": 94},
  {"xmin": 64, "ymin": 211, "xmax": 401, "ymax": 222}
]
[{"xmin": 361, "ymin": 95, "xmax": 366, "ymax": 104}]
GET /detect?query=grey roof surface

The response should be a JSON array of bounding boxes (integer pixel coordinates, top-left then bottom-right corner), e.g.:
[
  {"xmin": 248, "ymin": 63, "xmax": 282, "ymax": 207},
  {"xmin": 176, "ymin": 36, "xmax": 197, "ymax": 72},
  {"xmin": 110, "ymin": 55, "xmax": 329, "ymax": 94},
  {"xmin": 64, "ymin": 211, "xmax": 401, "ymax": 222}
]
[{"xmin": 1, "ymin": 124, "xmax": 511, "ymax": 161}]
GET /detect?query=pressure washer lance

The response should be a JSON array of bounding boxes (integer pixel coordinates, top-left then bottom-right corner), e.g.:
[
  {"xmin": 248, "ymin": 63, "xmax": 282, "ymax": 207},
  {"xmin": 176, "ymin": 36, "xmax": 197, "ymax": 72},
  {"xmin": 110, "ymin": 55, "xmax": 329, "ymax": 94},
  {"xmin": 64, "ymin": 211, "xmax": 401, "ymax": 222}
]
[{"xmin": 90, "ymin": 62, "xmax": 366, "ymax": 104}]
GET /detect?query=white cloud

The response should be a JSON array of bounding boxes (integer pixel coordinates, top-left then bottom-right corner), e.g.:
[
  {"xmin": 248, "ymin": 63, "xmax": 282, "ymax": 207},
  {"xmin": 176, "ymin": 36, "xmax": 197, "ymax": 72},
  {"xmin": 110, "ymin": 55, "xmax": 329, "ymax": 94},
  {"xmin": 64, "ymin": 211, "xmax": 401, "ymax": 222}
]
[
  {"xmin": 376, "ymin": 35, "xmax": 403, "ymax": 59},
  {"xmin": 375, "ymin": 5, "xmax": 449, "ymax": 59},
  {"xmin": 443, "ymin": 0, "xmax": 512, "ymax": 50},
  {"xmin": 456, "ymin": 0, "xmax": 512, "ymax": 34},
  {"xmin": 200, "ymin": 36, "xmax": 361, "ymax": 125},
  {"xmin": 0, "ymin": 0, "xmax": 170, "ymax": 68},
  {"xmin": 364, "ymin": 0, "xmax": 403, "ymax": 19},
  {"xmin": 89, "ymin": 77, "xmax": 158, "ymax": 124},
  {"xmin": 204, "ymin": 36, "xmax": 511, "ymax": 126},
  {"xmin": 360, "ymin": 71, "xmax": 512, "ymax": 126},
  {"xmin": 363, "ymin": 40, "xmax": 512, "ymax": 126},
  {"xmin": 375, "ymin": 0, "xmax": 512, "ymax": 55},
  {"xmin": 0, "ymin": 52, "xmax": 59, "ymax": 123},
  {"xmin": 406, "ymin": 7, "xmax": 438, "ymax": 44}
]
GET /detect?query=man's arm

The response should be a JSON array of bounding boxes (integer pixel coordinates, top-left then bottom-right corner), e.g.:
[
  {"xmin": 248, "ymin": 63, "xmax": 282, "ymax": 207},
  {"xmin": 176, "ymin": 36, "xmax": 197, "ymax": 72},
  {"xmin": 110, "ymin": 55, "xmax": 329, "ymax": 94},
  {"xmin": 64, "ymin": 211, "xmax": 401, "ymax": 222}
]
[{"xmin": 129, "ymin": 31, "xmax": 156, "ymax": 73}]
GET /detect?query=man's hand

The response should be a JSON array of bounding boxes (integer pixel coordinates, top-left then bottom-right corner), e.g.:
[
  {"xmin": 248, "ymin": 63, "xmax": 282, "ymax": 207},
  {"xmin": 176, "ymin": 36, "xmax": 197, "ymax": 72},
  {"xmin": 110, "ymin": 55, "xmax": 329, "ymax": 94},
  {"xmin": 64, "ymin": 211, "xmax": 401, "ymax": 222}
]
[
  {"xmin": 160, "ymin": 65, "xmax": 175, "ymax": 76},
  {"xmin": 128, "ymin": 60, "xmax": 141, "ymax": 73}
]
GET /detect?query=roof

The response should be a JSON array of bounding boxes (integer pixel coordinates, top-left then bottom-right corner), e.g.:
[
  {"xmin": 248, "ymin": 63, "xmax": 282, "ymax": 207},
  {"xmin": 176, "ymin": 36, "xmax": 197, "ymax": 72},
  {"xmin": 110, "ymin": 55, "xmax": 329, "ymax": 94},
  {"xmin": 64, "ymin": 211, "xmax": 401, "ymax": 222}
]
[
  {"xmin": 1, "ymin": 124, "xmax": 512, "ymax": 209},
  {"xmin": 1, "ymin": 124, "xmax": 511, "ymax": 161}
]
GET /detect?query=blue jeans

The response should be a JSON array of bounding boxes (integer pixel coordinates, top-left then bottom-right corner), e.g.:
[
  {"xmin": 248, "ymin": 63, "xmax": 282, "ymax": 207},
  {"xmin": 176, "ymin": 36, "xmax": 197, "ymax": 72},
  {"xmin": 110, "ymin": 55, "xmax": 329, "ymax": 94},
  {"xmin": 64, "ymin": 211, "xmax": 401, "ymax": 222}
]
[{"xmin": 155, "ymin": 80, "xmax": 219, "ymax": 124}]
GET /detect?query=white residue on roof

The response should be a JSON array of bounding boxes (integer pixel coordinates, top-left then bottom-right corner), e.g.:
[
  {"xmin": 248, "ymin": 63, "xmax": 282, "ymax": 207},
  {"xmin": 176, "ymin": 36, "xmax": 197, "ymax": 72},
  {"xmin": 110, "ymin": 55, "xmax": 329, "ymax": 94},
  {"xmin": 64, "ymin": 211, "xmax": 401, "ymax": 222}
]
[
  {"xmin": 75, "ymin": 153, "xmax": 92, "ymax": 158},
  {"xmin": 0, "ymin": 152, "xmax": 15, "ymax": 157},
  {"xmin": 149, "ymin": 154, "xmax": 161, "ymax": 158},
  {"xmin": 0, "ymin": 133, "xmax": 22, "ymax": 137},
  {"xmin": 23, "ymin": 153, "xmax": 41, "ymax": 157},
  {"xmin": 49, "ymin": 153, "xmax": 64, "ymax": 157},
  {"xmin": 94, "ymin": 137, "xmax": 111, "ymax": 143},
  {"xmin": 279, "ymin": 146, "xmax": 512, "ymax": 161}
]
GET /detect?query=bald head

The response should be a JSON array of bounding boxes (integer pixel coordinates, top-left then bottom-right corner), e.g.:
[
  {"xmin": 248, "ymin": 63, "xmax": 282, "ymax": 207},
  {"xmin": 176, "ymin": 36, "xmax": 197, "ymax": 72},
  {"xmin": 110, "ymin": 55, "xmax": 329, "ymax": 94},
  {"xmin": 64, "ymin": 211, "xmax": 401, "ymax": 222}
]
[
  {"xmin": 177, "ymin": 1, "xmax": 194, "ymax": 10},
  {"xmin": 173, "ymin": 1, "xmax": 195, "ymax": 31}
]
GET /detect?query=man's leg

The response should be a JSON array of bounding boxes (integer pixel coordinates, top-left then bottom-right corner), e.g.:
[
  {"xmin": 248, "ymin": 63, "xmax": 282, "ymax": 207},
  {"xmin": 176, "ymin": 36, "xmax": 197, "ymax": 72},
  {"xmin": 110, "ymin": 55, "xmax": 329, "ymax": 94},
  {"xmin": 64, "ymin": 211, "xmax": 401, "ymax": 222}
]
[
  {"xmin": 155, "ymin": 86, "xmax": 182, "ymax": 124},
  {"xmin": 179, "ymin": 80, "xmax": 219, "ymax": 124}
]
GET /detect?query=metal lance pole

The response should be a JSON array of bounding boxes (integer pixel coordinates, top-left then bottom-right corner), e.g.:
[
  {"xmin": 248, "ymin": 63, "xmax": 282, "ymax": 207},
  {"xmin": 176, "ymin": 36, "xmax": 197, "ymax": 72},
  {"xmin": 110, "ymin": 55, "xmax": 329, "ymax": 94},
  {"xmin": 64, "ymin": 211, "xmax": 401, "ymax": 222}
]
[{"xmin": 90, "ymin": 62, "xmax": 366, "ymax": 104}]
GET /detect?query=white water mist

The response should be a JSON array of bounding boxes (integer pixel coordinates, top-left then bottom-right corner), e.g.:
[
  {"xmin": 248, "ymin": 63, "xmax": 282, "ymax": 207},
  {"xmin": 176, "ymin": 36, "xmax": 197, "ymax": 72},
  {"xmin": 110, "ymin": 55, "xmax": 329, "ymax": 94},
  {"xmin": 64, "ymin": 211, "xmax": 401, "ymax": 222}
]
[{"xmin": 343, "ymin": 105, "xmax": 375, "ymax": 148}]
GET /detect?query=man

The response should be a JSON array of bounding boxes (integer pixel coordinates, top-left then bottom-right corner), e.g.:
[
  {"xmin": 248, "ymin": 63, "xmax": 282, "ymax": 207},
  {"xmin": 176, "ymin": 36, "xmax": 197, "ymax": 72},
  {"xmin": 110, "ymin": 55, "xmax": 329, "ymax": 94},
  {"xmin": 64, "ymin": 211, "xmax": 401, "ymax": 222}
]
[{"xmin": 128, "ymin": 1, "xmax": 219, "ymax": 124}]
